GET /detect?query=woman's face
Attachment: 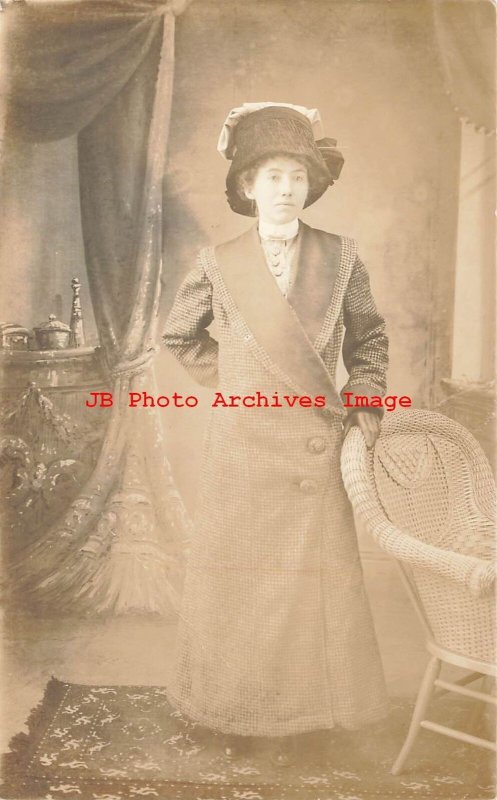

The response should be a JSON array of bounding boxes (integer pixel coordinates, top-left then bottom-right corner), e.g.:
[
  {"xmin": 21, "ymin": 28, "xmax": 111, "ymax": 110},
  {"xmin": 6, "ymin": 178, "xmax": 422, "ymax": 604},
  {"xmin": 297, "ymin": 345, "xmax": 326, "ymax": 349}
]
[{"xmin": 244, "ymin": 156, "xmax": 309, "ymax": 225}]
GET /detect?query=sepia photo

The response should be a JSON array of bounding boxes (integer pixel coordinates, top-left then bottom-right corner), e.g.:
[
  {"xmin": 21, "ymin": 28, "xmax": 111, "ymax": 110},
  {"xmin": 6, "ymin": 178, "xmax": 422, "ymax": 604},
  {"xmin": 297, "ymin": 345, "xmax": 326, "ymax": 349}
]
[{"xmin": 0, "ymin": 1, "xmax": 495, "ymax": 799}]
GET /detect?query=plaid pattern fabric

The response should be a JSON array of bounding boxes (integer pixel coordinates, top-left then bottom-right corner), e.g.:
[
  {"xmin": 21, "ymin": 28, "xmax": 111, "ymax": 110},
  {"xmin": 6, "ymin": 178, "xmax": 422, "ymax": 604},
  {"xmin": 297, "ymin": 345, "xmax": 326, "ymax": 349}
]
[{"xmin": 162, "ymin": 229, "xmax": 389, "ymax": 736}]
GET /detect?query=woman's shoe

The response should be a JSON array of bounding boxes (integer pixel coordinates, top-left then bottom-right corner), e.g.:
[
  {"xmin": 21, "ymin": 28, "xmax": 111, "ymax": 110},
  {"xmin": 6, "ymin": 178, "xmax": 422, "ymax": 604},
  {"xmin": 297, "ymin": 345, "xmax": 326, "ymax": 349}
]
[
  {"xmin": 222, "ymin": 734, "xmax": 249, "ymax": 759},
  {"xmin": 270, "ymin": 735, "xmax": 297, "ymax": 767},
  {"xmin": 223, "ymin": 741, "xmax": 239, "ymax": 759}
]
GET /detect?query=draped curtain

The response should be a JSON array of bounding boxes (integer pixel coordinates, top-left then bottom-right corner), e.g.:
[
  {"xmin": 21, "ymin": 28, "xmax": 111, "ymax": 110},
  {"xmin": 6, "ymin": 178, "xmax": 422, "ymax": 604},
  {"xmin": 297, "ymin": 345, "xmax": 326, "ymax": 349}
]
[
  {"xmin": 3, "ymin": 0, "xmax": 193, "ymax": 615},
  {"xmin": 432, "ymin": 0, "xmax": 495, "ymax": 134}
]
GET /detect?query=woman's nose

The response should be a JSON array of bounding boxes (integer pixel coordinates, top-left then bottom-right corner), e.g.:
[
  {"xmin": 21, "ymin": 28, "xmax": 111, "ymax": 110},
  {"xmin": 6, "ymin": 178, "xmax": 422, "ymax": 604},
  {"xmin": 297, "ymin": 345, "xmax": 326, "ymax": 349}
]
[{"xmin": 280, "ymin": 177, "xmax": 293, "ymax": 195}]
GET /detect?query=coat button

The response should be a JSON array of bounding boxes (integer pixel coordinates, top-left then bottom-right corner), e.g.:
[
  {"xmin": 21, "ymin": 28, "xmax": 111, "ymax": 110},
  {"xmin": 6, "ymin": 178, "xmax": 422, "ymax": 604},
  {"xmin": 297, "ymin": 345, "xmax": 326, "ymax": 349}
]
[
  {"xmin": 307, "ymin": 436, "xmax": 326, "ymax": 454},
  {"xmin": 299, "ymin": 479, "xmax": 318, "ymax": 495}
]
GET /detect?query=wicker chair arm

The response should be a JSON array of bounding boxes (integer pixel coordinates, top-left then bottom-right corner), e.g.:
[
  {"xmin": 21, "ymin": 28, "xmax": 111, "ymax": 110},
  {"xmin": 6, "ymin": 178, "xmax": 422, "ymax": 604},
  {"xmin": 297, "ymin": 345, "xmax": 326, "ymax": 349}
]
[{"xmin": 341, "ymin": 428, "xmax": 495, "ymax": 598}]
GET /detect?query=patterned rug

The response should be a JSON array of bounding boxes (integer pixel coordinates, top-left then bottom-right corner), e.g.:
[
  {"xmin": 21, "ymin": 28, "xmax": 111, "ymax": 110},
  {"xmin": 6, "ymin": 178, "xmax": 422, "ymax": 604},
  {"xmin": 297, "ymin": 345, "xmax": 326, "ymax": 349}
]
[{"xmin": 1, "ymin": 678, "xmax": 494, "ymax": 800}]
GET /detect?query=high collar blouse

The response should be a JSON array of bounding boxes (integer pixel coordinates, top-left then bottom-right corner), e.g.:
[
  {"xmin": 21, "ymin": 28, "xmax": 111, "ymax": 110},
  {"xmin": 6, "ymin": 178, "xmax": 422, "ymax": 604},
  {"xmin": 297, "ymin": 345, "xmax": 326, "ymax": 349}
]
[{"xmin": 258, "ymin": 218, "xmax": 300, "ymax": 297}]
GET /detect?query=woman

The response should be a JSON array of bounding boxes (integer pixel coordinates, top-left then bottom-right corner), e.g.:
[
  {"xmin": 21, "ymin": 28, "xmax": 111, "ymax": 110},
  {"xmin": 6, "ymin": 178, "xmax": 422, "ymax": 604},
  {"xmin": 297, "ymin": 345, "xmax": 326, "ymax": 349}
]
[{"xmin": 162, "ymin": 103, "xmax": 389, "ymax": 765}]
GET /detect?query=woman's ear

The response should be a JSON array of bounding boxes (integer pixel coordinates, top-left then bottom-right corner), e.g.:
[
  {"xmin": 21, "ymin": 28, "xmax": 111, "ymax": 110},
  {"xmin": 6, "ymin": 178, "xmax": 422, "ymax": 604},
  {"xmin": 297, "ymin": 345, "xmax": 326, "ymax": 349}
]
[{"xmin": 244, "ymin": 186, "xmax": 254, "ymax": 200}]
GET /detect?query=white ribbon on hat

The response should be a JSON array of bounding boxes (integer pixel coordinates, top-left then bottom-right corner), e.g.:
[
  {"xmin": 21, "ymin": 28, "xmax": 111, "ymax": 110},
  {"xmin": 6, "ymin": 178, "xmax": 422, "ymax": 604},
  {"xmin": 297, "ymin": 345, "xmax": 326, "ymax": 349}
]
[{"xmin": 217, "ymin": 102, "xmax": 325, "ymax": 160}]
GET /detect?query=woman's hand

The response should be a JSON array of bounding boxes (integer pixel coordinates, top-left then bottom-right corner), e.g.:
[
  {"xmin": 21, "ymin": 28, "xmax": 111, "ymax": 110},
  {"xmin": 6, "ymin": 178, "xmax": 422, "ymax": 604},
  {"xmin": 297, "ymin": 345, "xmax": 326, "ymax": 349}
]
[{"xmin": 342, "ymin": 410, "xmax": 381, "ymax": 449}]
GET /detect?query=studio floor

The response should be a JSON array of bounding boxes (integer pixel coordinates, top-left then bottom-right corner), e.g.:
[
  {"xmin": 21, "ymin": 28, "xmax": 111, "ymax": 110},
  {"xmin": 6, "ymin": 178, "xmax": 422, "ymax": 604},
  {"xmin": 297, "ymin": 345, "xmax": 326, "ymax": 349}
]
[{"xmin": 1, "ymin": 559, "xmax": 433, "ymax": 756}]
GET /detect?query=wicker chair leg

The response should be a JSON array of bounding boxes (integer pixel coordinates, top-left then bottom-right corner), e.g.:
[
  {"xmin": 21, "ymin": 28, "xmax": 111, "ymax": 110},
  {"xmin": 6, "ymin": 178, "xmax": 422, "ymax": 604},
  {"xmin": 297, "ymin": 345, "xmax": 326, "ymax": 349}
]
[
  {"xmin": 468, "ymin": 675, "xmax": 496, "ymax": 736},
  {"xmin": 391, "ymin": 656, "xmax": 441, "ymax": 776},
  {"xmin": 468, "ymin": 675, "xmax": 486, "ymax": 732}
]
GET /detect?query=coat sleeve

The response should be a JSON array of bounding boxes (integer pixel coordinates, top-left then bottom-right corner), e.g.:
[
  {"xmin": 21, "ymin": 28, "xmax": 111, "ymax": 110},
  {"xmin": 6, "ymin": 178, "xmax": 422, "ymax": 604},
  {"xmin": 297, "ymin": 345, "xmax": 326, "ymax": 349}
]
[
  {"xmin": 340, "ymin": 254, "xmax": 389, "ymax": 414},
  {"xmin": 162, "ymin": 254, "xmax": 219, "ymax": 388}
]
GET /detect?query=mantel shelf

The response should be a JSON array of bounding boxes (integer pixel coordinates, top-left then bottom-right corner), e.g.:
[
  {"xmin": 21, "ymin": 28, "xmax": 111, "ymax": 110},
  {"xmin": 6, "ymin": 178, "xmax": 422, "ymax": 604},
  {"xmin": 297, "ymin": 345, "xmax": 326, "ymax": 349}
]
[
  {"xmin": 0, "ymin": 345, "xmax": 107, "ymax": 391},
  {"xmin": 0, "ymin": 345, "xmax": 98, "ymax": 364}
]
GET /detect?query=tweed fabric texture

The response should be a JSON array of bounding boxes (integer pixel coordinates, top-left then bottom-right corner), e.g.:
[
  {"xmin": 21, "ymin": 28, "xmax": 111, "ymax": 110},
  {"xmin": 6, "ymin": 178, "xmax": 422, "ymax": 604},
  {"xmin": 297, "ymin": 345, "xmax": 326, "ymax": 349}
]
[{"xmin": 162, "ymin": 225, "xmax": 389, "ymax": 736}]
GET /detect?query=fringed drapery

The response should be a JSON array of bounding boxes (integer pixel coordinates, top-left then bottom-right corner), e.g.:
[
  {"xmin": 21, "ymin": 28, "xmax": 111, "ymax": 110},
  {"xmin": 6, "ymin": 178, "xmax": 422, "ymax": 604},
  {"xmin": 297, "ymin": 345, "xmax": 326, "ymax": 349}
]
[
  {"xmin": 432, "ymin": 0, "xmax": 495, "ymax": 134},
  {"xmin": 4, "ymin": 0, "xmax": 193, "ymax": 615}
]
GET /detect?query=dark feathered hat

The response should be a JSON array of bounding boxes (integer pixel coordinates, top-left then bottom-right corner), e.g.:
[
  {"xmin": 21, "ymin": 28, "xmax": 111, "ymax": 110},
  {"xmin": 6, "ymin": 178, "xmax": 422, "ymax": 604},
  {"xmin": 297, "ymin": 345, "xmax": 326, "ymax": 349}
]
[{"xmin": 217, "ymin": 103, "xmax": 344, "ymax": 216}]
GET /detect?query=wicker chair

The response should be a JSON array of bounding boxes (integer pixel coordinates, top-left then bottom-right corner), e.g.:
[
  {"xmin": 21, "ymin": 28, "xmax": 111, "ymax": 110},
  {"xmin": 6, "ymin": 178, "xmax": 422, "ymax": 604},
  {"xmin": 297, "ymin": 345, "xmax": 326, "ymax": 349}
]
[{"xmin": 340, "ymin": 408, "xmax": 496, "ymax": 775}]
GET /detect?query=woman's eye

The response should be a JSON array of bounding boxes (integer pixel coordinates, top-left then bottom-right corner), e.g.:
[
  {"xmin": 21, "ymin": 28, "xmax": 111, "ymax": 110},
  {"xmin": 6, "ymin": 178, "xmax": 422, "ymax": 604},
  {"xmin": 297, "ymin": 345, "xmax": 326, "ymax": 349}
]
[{"xmin": 295, "ymin": 175, "xmax": 305, "ymax": 182}]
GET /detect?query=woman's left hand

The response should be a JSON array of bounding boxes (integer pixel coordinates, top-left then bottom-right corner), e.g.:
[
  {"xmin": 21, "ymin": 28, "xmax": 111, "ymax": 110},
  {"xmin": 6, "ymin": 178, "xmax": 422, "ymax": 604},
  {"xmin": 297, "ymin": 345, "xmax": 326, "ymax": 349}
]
[{"xmin": 342, "ymin": 411, "xmax": 381, "ymax": 449}]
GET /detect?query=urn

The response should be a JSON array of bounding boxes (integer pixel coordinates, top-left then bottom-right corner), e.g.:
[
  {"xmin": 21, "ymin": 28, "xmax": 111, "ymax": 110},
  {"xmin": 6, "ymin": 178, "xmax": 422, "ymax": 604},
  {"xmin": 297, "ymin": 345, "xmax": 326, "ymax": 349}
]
[{"xmin": 33, "ymin": 315, "xmax": 71, "ymax": 350}]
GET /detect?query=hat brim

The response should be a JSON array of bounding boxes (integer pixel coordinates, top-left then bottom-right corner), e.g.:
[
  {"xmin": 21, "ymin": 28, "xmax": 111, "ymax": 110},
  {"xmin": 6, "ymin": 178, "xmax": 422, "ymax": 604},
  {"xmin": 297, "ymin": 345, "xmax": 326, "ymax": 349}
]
[{"xmin": 225, "ymin": 151, "xmax": 332, "ymax": 217}]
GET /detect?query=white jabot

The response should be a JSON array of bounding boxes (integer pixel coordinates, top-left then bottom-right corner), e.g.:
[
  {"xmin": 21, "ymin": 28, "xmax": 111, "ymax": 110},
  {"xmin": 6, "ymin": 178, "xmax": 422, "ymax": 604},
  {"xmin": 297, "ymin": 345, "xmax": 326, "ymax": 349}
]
[
  {"xmin": 258, "ymin": 219, "xmax": 300, "ymax": 296},
  {"xmin": 258, "ymin": 218, "xmax": 299, "ymax": 241}
]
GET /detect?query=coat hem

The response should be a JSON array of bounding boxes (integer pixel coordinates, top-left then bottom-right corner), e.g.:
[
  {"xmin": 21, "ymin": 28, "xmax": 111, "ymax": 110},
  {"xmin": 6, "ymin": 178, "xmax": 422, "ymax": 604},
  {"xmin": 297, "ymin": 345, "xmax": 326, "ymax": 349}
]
[{"xmin": 165, "ymin": 687, "xmax": 391, "ymax": 737}]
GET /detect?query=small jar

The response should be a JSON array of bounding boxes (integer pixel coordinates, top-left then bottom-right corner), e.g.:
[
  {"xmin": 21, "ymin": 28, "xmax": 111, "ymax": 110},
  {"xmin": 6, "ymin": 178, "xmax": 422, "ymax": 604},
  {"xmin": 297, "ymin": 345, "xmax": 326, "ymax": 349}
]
[
  {"xmin": 0, "ymin": 322, "xmax": 30, "ymax": 350},
  {"xmin": 33, "ymin": 315, "xmax": 71, "ymax": 350}
]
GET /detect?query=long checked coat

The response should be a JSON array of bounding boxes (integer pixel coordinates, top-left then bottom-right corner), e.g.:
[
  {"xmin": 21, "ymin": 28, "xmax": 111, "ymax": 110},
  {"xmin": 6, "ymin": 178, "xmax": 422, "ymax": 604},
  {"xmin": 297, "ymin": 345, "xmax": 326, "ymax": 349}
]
[{"xmin": 162, "ymin": 221, "xmax": 389, "ymax": 736}]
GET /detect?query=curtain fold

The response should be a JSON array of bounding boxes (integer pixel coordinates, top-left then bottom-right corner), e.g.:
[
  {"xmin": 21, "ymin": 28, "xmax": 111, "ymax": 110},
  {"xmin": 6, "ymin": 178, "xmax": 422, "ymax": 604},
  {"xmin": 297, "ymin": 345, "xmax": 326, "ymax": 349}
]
[
  {"xmin": 77, "ymin": 18, "xmax": 164, "ymax": 359},
  {"xmin": 432, "ymin": 0, "xmax": 495, "ymax": 134},
  {"xmin": 5, "ymin": 0, "xmax": 193, "ymax": 615},
  {"xmin": 5, "ymin": 4, "xmax": 165, "ymax": 141}
]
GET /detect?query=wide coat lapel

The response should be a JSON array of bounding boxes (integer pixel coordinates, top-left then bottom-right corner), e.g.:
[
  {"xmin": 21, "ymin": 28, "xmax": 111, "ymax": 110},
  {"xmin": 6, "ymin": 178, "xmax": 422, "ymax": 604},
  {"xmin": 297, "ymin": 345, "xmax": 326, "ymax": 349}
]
[
  {"xmin": 287, "ymin": 221, "xmax": 342, "ymax": 345},
  {"xmin": 214, "ymin": 224, "xmax": 343, "ymax": 409}
]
